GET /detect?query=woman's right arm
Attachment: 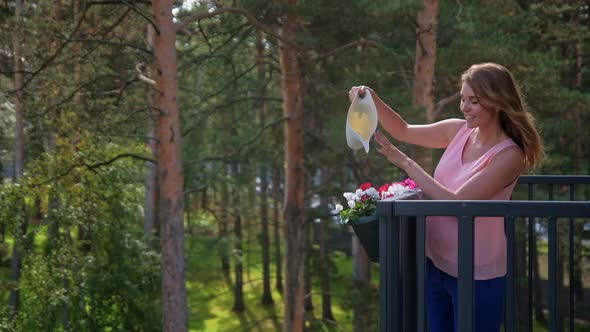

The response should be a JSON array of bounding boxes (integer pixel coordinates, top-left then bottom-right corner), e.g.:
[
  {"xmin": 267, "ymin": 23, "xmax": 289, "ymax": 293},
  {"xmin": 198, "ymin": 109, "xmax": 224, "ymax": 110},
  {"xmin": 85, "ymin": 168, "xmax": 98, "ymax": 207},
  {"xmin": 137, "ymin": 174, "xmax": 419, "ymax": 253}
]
[{"xmin": 353, "ymin": 86, "xmax": 464, "ymax": 149}]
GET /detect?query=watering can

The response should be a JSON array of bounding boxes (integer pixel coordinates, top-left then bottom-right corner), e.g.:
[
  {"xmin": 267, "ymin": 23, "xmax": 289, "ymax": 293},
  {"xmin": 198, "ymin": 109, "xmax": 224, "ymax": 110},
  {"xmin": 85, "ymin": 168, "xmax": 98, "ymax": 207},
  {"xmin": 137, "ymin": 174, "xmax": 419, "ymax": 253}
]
[{"xmin": 346, "ymin": 89, "xmax": 378, "ymax": 153}]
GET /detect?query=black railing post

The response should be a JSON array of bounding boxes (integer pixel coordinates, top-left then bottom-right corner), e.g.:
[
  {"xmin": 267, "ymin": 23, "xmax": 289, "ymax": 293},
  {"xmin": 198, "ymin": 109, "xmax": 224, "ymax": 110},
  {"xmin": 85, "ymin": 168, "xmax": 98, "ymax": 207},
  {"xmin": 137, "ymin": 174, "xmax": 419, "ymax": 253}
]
[
  {"xmin": 378, "ymin": 193, "xmax": 422, "ymax": 332},
  {"xmin": 400, "ymin": 216, "xmax": 417, "ymax": 331},
  {"xmin": 457, "ymin": 215, "xmax": 474, "ymax": 332},
  {"xmin": 569, "ymin": 185, "xmax": 575, "ymax": 332},
  {"xmin": 416, "ymin": 215, "xmax": 427, "ymax": 332},
  {"xmin": 548, "ymin": 216, "xmax": 557, "ymax": 332},
  {"xmin": 378, "ymin": 206, "xmax": 400, "ymax": 331},
  {"xmin": 505, "ymin": 215, "xmax": 516, "ymax": 332}
]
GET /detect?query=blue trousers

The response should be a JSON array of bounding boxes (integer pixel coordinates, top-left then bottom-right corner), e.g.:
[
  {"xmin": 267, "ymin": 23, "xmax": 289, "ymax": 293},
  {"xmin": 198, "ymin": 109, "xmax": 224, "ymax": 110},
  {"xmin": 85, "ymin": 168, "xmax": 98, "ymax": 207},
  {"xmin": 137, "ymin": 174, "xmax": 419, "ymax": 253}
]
[{"xmin": 426, "ymin": 259, "xmax": 505, "ymax": 332}]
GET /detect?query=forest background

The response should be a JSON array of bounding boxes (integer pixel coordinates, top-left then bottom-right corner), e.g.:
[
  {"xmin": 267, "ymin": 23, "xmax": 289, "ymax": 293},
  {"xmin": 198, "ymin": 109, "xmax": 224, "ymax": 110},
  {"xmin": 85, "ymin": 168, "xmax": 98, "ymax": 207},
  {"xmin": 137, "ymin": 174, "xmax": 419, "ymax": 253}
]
[{"xmin": 0, "ymin": 0, "xmax": 589, "ymax": 331}]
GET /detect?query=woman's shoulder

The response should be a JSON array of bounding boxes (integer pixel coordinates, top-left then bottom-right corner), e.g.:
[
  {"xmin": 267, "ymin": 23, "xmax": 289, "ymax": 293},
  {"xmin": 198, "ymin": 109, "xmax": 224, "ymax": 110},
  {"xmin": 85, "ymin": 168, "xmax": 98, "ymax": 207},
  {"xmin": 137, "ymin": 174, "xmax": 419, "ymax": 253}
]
[
  {"xmin": 440, "ymin": 118, "xmax": 467, "ymax": 144},
  {"xmin": 488, "ymin": 144, "xmax": 525, "ymax": 172}
]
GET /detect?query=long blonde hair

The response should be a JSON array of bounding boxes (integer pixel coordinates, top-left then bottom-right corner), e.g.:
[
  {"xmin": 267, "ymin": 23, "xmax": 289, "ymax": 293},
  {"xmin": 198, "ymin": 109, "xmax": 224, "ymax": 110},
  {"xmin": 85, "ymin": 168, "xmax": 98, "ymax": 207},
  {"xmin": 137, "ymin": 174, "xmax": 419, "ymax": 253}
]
[{"xmin": 461, "ymin": 63, "xmax": 544, "ymax": 170}]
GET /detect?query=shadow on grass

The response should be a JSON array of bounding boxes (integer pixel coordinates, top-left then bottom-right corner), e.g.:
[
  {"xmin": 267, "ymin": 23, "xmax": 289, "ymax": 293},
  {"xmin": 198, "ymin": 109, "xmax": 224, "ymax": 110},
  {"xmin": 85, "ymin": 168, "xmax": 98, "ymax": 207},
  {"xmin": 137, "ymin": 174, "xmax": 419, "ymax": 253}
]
[{"xmin": 187, "ymin": 235, "xmax": 285, "ymax": 331}]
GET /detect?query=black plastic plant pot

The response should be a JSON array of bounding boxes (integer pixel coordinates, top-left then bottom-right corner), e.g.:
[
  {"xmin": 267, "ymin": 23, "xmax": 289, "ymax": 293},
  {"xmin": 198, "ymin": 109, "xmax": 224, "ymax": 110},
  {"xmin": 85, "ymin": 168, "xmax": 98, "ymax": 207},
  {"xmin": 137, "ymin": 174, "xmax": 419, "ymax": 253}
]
[{"xmin": 349, "ymin": 214, "xmax": 379, "ymax": 263}]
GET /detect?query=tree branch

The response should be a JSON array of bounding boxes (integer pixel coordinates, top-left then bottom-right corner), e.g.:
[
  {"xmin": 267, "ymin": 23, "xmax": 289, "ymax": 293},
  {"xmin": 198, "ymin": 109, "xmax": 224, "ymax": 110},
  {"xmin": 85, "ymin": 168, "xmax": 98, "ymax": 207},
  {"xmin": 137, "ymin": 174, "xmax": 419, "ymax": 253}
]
[
  {"xmin": 84, "ymin": 153, "xmax": 156, "ymax": 168},
  {"xmin": 35, "ymin": 153, "xmax": 156, "ymax": 186},
  {"xmin": 12, "ymin": 6, "xmax": 89, "ymax": 94},
  {"xmin": 432, "ymin": 92, "xmax": 460, "ymax": 119},
  {"xmin": 185, "ymin": 116, "xmax": 286, "ymax": 164},
  {"xmin": 175, "ymin": 6, "xmax": 296, "ymax": 49},
  {"xmin": 12, "ymin": 4, "xmax": 142, "ymax": 94},
  {"xmin": 135, "ymin": 63, "xmax": 156, "ymax": 86},
  {"xmin": 311, "ymin": 38, "xmax": 379, "ymax": 63}
]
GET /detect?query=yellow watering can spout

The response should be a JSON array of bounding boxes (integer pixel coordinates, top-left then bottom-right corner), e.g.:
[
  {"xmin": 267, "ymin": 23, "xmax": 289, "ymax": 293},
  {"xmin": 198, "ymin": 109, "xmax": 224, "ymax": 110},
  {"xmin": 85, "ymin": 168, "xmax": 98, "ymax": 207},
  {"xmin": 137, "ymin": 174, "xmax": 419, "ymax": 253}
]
[{"xmin": 346, "ymin": 90, "xmax": 378, "ymax": 153}]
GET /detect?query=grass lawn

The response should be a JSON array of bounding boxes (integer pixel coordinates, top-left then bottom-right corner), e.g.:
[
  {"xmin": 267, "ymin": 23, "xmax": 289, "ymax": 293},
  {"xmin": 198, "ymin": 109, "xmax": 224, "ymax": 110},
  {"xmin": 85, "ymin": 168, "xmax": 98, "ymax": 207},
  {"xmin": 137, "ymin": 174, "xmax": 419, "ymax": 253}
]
[{"xmin": 185, "ymin": 234, "xmax": 379, "ymax": 331}]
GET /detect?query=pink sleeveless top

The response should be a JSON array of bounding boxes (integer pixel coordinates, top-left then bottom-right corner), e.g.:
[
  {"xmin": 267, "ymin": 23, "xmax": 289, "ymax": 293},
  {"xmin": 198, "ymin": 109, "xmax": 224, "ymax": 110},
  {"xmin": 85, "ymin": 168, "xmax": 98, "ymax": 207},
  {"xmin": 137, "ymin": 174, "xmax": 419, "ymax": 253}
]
[{"xmin": 426, "ymin": 124, "xmax": 518, "ymax": 280}]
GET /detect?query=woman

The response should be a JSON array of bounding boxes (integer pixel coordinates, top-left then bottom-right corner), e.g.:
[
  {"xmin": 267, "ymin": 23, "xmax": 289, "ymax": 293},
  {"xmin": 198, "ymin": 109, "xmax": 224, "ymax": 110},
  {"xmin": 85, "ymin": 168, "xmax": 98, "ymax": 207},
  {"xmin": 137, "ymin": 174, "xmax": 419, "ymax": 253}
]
[{"xmin": 350, "ymin": 63, "xmax": 543, "ymax": 331}]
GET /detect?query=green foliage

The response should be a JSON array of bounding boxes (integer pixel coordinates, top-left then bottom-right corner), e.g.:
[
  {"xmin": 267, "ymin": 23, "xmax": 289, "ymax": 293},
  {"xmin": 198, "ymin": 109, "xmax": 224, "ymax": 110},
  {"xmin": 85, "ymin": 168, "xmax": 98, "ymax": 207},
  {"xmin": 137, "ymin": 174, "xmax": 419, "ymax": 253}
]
[
  {"xmin": 15, "ymin": 224, "xmax": 161, "ymax": 331},
  {"xmin": 0, "ymin": 139, "xmax": 160, "ymax": 330}
]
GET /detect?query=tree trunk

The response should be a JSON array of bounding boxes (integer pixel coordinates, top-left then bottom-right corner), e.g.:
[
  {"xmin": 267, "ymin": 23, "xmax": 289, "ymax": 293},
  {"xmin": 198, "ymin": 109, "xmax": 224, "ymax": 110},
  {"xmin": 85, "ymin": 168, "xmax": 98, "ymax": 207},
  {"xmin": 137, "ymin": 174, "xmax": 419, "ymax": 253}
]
[
  {"xmin": 314, "ymin": 169, "xmax": 334, "ymax": 322},
  {"xmin": 144, "ymin": 72, "xmax": 159, "ymax": 240},
  {"xmin": 259, "ymin": 165, "xmax": 273, "ymax": 305},
  {"xmin": 246, "ymin": 171, "xmax": 255, "ymax": 283},
  {"xmin": 572, "ymin": 221, "xmax": 585, "ymax": 302},
  {"xmin": 273, "ymin": 166, "xmax": 283, "ymax": 294},
  {"xmin": 572, "ymin": 41, "xmax": 585, "ymax": 303},
  {"xmin": 304, "ymin": 224, "xmax": 314, "ymax": 313},
  {"xmin": 72, "ymin": 0, "xmax": 91, "ymax": 255},
  {"xmin": 515, "ymin": 222, "xmax": 530, "ymax": 331},
  {"xmin": 231, "ymin": 162, "xmax": 245, "ymax": 312},
  {"xmin": 151, "ymin": 1, "xmax": 187, "ymax": 330},
  {"xmin": 256, "ymin": 31, "xmax": 273, "ymax": 306},
  {"xmin": 556, "ymin": 229, "xmax": 565, "ymax": 332},
  {"xmin": 185, "ymin": 193, "xmax": 192, "ymax": 237},
  {"xmin": 318, "ymin": 219, "xmax": 335, "ymax": 322},
  {"xmin": 9, "ymin": 0, "xmax": 26, "ymax": 318},
  {"xmin": 46, "ymin": 141, "xmax": 60, "ymax": 256},
  {"xmin": 0, "ymin": 159, "xmax": 3, "ymax": 244},
  {"xmin": 318, "ymin": 217, "xmax": 334, "ymax": 321},
  {"xmin": 532, "ymin": 220, "xmax": 545, "ymax": 323},
  {"xmin": 220, "ymin": 178, "xmax": 231, "ymax": 274},
  {"xmin": 352, "ymin": 235, "xmax": 371, "ymax": 332},
  {"xmin": 279, "ymin": 1, "xmax": 306, "ymax": 330},
  {"xmin": 143, "ymin": 19, "xmax": 159, "ymax": 243},
  {"xmin": 45, "ymin": 0, "xmax": 62, "ymax": 257},
  {"xmin": 412, "ymin": 0, "xmax": 439, "ymax": 173}
]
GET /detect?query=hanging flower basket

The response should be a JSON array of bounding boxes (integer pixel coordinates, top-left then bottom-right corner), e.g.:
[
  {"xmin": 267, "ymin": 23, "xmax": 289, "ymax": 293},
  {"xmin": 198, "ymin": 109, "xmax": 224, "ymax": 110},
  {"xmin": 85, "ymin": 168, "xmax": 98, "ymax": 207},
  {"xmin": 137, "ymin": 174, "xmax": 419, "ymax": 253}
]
[
  {"xmin": 349, "ymin": 214, "xmax": 380, "ymax": 262},
  {"xmin": 336, "ymin": 179, "xmax": 420, "ymax": 264}
]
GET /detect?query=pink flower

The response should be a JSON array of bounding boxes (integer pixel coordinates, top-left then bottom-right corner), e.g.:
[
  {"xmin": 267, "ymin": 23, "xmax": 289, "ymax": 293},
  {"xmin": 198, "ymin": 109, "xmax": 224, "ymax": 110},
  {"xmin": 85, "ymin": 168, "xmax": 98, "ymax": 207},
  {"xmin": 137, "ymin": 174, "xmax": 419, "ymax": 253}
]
[{"xmin": 403, "ymin": 178, "xmax": 418, "ymax": 189}]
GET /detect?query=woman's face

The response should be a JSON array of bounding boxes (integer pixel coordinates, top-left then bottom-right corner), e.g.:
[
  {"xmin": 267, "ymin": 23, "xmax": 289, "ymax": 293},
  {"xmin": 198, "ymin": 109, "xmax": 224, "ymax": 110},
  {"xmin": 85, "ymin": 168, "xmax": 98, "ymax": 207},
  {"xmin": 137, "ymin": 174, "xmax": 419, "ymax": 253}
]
[{"xmin": 460, "ymin": 82, "xmax": 497, "ymax": 129}]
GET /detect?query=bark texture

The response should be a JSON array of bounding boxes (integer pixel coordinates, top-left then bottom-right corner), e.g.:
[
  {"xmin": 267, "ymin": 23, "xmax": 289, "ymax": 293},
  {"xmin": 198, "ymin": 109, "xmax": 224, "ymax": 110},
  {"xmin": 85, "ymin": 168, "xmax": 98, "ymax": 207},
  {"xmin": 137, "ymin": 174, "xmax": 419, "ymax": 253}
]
[
  {"xmin": 152, "ymin": 1, "xmax": 188, "ymax": 330},
  {"xmin": 257, "ymin": 31, "xmax": 273, "ymax": 305},
  {"xmin": 412, "ymin": 0, "xmax": 439, "ymax": 172},
  {"xmin": 9, "ymin": 0, "xmax": 25, "ymax": 317},
  {"xmin": 279, "ymin": 1, "xmax": 306, "ymax": 330}
]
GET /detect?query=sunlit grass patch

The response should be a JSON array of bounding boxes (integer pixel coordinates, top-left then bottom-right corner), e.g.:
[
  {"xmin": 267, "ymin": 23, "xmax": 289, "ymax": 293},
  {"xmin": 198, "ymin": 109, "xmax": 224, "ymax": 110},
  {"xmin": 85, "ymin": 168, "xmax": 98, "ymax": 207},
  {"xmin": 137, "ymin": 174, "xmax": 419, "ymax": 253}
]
[{"xmin": 185, "ymin": 233, "xmax": 369, "ymax": 331}]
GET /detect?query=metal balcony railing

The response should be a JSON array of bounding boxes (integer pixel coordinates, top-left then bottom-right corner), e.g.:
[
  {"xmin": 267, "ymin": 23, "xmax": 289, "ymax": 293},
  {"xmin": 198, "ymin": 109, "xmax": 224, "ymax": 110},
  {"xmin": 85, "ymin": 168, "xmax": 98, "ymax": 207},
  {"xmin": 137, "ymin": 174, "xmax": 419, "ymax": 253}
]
[{"xmin": 376, "ymin": 175, "xmax": 590, "ymax": 332}]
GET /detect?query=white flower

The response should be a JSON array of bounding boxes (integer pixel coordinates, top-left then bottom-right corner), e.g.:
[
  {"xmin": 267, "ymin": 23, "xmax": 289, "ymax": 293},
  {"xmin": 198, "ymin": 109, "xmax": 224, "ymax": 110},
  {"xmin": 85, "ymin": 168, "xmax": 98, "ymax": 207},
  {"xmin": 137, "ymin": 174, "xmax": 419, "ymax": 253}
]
[
  {"xmin": 355, "ymin": 188, "xmax": 364, "ymax": 197},
  {"xmin": 389, "ymin": 184, "xmax": 405, "ymax": 195},
  {"xmin": 365, "ymin": 187, "xmax": 379, "ymax": 199},
  {"xmin": 334, "ymin": 204, "xmax": 343, "ymax": 213},
  {"xmin": 343, "ymin": 192, "xmax": 355, "ymax": 201},
  {"xmin": 347, "ymin": 200, "xmax": 356, "ymax": 208},
  {"xmin": 380, "ymin": 183, "xmax": 416, "ymax": 199}
]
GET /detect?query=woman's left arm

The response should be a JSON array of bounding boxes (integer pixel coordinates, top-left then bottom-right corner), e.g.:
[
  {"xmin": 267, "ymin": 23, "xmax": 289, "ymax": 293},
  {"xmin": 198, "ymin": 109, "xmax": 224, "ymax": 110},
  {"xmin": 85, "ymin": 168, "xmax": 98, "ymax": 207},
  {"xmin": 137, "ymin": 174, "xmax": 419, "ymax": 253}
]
[{"xmin": 374, "ymin": 131, "xmax": 525, "ymax": 200}]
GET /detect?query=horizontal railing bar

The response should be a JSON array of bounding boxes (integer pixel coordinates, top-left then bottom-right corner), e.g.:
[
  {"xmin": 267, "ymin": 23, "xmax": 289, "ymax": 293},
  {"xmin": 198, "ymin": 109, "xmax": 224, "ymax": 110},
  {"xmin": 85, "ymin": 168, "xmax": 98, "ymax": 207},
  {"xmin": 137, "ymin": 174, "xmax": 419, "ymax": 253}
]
[
  {"xmin": 377, "ymin": 200, "xmax": 590, "ymax": 218},
  {"xmin": 517, "ymin": 175, "xmax": 590, "ymax": 184}
]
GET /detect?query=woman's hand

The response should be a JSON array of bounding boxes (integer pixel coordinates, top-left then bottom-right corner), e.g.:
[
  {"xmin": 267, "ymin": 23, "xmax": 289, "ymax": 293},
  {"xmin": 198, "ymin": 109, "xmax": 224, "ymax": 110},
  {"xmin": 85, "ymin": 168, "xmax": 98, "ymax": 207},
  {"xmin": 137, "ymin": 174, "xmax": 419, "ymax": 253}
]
[
  {"xmin": 374, "ymin": 130, "xmax": 410, "ymax": 168},
  {"xmin": 348, "ymin": 85, "xmax": 373, "ymax": 101}
]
